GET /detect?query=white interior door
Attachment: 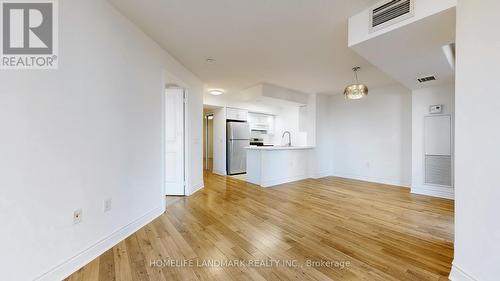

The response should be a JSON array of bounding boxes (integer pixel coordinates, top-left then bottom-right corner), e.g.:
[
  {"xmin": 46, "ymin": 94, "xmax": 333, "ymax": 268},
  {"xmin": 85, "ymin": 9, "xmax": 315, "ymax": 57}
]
[
  {"xmin": 165, "ymin": 88, "xmax": 185, "ymax": 195},
  {"xmin": 424, "ymin": 115, "xmax": 451, "ymax": 156}
]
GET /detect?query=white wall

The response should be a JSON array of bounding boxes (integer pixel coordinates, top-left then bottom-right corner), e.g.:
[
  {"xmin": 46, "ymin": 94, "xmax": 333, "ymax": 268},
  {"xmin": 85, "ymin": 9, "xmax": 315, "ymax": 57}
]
[
  {"xmin": 304, "ymin": 93, "xmax": 317, "ymax": 147},
  {"xmin": 412, "ymin": 83, "xmax": 455, "ymax": 199},
  {"xmin": 309, "ymin": 94, "xmax": 333, "ymax": 178},
  {"xmin": 0, "ymin": 0, "xmax": 203, "ymax": 280},
  {"xmin": 212, "ymin": 108, "xmax": 227, "ymax": 175},
  {"xmin": 329, "ymin": 84, "xmax": 412, "ymax": 187},
  {"xmin": 451, "ymin": 0, "xmax": 500, "ymax": 280},
  {"xmin": 185, "ymin": 87, "xmax": 204, "ymax": 194},
  {"xmin": 272, "ymin": 94, "xmax": 317, "ymax": 147},
  {"xmin": 273, "ymin": 106, "xmax": 308, "ymax": 146}
]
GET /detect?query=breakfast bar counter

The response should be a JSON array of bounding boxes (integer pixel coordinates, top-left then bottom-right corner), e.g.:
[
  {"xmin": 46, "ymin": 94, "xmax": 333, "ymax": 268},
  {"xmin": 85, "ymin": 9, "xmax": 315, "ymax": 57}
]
[{"xmin": 245, "ymin": 146, "xmax": 314, "ymax": 187}]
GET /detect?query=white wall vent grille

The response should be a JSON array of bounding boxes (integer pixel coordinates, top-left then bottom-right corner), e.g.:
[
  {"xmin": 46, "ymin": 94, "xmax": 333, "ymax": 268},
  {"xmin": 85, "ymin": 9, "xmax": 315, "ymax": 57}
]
[
  {"xmin": 370, "ymin": 0, "xmax": 414, "ymax": 33},
  {"xmin": 425, "ymin": 155, "xmax": 452, "ymax": 187}
]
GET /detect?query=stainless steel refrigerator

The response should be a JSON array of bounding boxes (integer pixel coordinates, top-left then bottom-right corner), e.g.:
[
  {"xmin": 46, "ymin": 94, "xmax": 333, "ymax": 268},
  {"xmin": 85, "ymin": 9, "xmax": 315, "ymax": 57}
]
[{"xmin": 227, "ymin": 121, "xmax": 250, "ymax": 175}]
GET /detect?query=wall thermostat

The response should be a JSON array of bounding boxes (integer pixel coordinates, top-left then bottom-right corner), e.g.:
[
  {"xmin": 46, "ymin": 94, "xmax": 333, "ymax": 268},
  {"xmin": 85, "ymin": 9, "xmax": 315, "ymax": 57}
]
[{"xmin": 429, "ymin": 104, "xmax": 443, "ymax": 114}]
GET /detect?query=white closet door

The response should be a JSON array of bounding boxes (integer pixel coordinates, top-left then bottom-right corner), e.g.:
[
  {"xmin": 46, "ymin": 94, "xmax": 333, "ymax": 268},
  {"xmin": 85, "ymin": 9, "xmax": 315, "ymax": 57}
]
[
  {"xmin": 424, "ymin": 115, "xmax": 451, "ymax": 156},
  {"xmin": 165, "ymin": 88, "xmax": 185, "ymax": 196}
]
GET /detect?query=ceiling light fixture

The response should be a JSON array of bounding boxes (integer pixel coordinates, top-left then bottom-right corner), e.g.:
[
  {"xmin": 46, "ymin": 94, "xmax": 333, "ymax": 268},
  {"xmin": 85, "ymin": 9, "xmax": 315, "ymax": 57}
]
[
  {"xmin": 209, "ymin": 89, "xmax": 224, "ymax": 96},
  {"xmin": 344, "ymin": 66, "xmax": 368, "ymax": 100},
  {"xmin": 206, "ymin": 58, "xmax": 216, "ymax": 64}
]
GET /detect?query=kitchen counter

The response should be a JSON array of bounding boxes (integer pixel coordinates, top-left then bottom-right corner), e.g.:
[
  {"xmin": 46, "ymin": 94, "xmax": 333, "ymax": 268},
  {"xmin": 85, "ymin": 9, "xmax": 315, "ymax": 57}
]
[
  {"xmin": 245, "ymin": 146, "xmax": 314, "ymax": 151},
  {"xmin": 246, "ymin": 146, "xmax": 313, "ymax": 187}
]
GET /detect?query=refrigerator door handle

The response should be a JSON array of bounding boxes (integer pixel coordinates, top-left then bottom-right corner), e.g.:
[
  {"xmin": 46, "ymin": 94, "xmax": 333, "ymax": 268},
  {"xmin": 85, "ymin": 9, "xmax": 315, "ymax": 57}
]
[{"xmin": 228, "ymin": 139, "xmax": 233, "ymax": 172}]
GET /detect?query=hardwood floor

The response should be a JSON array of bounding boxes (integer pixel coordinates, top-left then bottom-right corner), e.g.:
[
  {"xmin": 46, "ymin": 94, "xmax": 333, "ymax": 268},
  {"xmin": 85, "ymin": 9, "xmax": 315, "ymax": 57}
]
[{"xmin": 66, "ymin": 172, "xmax": 454, "ymax": 281}]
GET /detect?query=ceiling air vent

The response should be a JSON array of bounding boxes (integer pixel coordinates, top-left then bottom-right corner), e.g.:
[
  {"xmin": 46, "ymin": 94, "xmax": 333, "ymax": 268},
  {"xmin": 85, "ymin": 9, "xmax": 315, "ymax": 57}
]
[
  {"xmin": 417, "ymin": 76, "xmax": 437, "ymax": 83},
  {"xmin": 370, "ymin": 0, "xmax": 414, "ymax": 33}
]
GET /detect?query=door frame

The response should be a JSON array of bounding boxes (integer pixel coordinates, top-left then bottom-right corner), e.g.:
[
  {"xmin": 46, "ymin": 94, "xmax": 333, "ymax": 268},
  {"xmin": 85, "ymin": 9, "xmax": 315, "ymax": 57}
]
[
  {"xmin": 204, "ymin": 113, "xmax": 214, "ymax": 171},
  {"xmin": 164, "ymin": 85, "xmax": 188, "ymax": 197}
]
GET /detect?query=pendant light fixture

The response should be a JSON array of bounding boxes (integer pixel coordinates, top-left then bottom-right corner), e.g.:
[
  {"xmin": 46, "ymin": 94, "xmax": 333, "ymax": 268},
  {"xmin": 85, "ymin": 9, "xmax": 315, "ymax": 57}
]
[{"xmin": 344, "ymin": 66, "xmax": 368, "ymax": 100}]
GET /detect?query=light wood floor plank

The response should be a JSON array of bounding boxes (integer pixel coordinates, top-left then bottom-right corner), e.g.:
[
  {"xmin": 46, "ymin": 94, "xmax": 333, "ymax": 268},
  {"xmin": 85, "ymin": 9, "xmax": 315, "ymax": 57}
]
[
  {"xmin": 66, "ymin": 173, "xmax": 454, "ymax": 281},
  {"xmin": 113, "ymin": 241, "xmax": 133, "ymax": 281},
  {"xmin": 98, "ymin": 249, "xmax": 115, "ymax": 281},
  {"xmin": 81, "ymin": 259, "xmax": 100, "ymax": 281}
]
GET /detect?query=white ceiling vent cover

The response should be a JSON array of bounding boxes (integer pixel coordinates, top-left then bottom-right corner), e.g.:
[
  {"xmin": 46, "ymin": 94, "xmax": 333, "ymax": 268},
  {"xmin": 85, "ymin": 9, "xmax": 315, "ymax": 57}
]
[{"xmin": 370, "ymin": 0, "xmax": 415, "ymax": 33}]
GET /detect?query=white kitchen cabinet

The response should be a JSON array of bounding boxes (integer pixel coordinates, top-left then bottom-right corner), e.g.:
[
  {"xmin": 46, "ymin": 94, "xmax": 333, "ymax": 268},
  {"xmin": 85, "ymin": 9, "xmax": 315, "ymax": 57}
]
[
  {"xmin": 226, "ymin": 107, "xmax": 248, "ymax": 121},
  {"xmin": 246, "ymin": 146, "xmax": 314, "ymax": 187},
  {"xmin": 248, "ymin": 112, "xmax": 275, "ymax": 134}
]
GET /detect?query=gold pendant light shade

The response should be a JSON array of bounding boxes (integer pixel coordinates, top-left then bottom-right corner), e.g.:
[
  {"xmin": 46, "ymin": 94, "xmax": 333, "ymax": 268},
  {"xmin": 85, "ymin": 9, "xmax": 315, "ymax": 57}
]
[
  {"xmin": 344, "ymin": 67, "xmax": 368, "ymax": 100},
  {"xmin": 344, "ymin": 84, "xmax": 368, "ymax": 100}
]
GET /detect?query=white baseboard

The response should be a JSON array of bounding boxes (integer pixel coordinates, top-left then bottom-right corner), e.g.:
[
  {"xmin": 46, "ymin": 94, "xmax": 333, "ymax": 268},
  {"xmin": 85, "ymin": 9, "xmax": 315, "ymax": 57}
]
[
  {"xmin": 450, "ymin": 264, "xmax": 477, "ymax": 281},
  {"xmin": 212, "ymin": 169, "xmax": 226, "ymax": 176},
  {"xmin": 332, "ymin": 172, "xmax": 411, "ymax": 188},
  {"xmin": 35, "ymin": 206, "xmax": 165, "ymax": 281},
  {"xmin": 411, "ymin": 185, "xmax": 454, "ymax": 200}
]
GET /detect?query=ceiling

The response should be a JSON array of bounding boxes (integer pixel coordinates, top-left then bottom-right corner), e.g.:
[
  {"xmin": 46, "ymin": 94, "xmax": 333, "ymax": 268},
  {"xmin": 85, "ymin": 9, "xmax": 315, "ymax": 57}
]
[
  {"xmin": 108, "ymin": 0, "xmax": 394, "ymax": 96},
  {"xmin": 351, "ymin": 6, "xmax": 456, "ymax": 90}
]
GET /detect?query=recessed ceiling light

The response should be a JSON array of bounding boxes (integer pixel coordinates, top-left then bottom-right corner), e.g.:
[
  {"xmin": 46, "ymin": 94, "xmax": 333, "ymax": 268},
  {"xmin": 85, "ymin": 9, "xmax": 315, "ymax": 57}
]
[
  {"xmin": 209, "ymin": 89, "xmax": 224, "ymax": 96},
  {"xmin": 206, "ymin": 58, "xmax": 216, "ymax": 63}
]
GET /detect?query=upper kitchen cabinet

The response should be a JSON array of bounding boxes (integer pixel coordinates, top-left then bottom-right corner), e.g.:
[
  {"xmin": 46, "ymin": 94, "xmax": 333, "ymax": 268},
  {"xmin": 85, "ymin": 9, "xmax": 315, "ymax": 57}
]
[
  {"xmin": 226, "ymin": 107, "xmax": 248, "ymax": 121},
  {"xmin": 248, "ymin": 113, "xmax": 275, "ymax": 134}
]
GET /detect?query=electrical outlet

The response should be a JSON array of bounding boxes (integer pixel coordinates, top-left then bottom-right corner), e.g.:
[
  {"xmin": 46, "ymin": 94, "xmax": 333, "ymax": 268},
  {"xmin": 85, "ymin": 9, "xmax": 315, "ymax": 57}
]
[
  {"xmin": 104, "ymin": 198, "xmax": 112, "ymax": 212},
  {"xmin": 73, "ymin": 209, "xmax": 83, "ymax": 224}
]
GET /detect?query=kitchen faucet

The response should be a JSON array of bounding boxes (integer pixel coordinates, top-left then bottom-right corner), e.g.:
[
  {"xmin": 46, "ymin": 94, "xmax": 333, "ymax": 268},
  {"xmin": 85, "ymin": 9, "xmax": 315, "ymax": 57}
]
[{"xmin": 282, "ymin": 131, "xmax": 291, "ymax": 147}]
